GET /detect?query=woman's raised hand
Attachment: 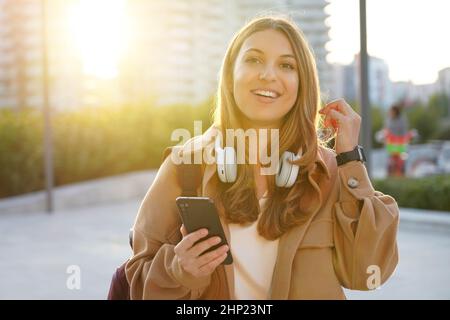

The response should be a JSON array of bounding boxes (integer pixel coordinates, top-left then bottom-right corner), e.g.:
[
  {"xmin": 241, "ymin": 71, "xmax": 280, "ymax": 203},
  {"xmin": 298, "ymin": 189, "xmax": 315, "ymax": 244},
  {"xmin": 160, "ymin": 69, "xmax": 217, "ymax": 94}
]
[{"xmin": 319, "ymin": 98, "xmax": 362, "ymax": 154}]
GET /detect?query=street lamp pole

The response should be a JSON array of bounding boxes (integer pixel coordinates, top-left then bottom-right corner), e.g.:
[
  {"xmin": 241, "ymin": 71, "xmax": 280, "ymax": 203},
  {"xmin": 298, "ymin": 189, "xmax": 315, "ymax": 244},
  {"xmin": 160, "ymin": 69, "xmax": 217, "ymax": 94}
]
[
  {"xmin": 359, "ymin": 0, "xmax": 372, "ymax": 178},
  {"xmin": 41, "ymin": 0, "xmax": 54, "ymax": 213}
]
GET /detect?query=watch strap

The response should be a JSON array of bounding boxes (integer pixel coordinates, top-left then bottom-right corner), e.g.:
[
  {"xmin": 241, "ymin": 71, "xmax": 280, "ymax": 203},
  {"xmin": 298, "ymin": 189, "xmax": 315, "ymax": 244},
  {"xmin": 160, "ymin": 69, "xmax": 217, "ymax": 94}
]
[{"xmin": 336, "ymin": 145, "xmax": 366, "ymax": 166}]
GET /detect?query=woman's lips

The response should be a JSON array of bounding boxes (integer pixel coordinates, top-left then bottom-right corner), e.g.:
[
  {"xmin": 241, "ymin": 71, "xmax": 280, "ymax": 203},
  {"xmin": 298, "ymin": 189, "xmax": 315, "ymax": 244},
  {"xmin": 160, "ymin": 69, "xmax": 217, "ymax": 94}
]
[{"xmin": 252, "ymin": 92, "xmax": 279, "ymax": 104}]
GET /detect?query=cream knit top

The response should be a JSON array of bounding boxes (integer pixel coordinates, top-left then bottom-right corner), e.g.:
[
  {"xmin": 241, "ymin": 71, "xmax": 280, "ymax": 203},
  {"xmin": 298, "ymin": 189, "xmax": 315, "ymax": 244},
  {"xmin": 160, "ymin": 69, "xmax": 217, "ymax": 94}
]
[{"xmin": 228, "ymin": 194, "xmax": 279, "ymax": 299}]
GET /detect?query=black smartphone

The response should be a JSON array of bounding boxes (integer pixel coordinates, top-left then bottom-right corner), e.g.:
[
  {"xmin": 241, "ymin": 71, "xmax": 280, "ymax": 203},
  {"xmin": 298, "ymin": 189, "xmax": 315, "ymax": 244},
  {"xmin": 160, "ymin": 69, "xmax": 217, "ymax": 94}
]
[{"xmin": 175, "ymin": 196, "xmax": 233, "ymax": 265}]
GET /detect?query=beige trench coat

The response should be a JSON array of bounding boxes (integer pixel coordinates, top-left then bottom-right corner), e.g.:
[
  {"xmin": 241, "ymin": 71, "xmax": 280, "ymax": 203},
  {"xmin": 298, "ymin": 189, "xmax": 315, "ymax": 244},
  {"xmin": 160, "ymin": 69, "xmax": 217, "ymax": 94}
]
[{"xmin": 125, "ymin": 127, "xmax": 399, "ymax": 299}]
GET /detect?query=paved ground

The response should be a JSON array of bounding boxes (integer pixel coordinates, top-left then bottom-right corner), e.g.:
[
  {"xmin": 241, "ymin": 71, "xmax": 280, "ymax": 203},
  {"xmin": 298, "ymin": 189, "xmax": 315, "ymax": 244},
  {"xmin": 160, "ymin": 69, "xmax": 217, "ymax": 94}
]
[
  {"xmin": 0, "ymin": 200, "xmax": 139, "ymax": 299},
  {"xmin": 345, "ymin": 222, "xmax": 450, "ymax": 299},
  {"xmin": 1, "ymin": 198, "xmax": 449, "ymax": 300}
]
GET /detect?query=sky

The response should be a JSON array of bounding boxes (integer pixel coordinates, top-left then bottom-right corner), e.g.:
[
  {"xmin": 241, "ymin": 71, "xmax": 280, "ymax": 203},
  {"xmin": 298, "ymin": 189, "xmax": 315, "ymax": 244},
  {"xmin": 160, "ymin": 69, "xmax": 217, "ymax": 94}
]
[{"xmin": 325, "ymin": 0, "xmax": 450, "ymax": 84}]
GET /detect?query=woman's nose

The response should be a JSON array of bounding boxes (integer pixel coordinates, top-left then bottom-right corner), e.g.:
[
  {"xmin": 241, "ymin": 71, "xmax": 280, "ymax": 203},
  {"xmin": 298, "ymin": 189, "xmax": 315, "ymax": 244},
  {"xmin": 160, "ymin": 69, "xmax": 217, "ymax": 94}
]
[{"xmin": 259, "ymin": 65, "xmax": 276, "ymax": 81}]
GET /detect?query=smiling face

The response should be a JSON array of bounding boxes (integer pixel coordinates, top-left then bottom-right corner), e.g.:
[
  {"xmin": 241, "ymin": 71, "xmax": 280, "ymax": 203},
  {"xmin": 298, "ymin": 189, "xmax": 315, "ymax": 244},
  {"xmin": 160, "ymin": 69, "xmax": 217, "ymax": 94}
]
[{"xmin": 232, "ymin": 29, "xmax": 299, "ymax": 129}]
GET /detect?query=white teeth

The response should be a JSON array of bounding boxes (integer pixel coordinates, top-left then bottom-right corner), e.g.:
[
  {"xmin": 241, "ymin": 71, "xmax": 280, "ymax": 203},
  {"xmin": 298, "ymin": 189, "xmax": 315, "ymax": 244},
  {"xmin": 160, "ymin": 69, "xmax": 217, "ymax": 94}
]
[{"xmin": 253, "ymin": 90, "xmax": 278, "ymax": 98}]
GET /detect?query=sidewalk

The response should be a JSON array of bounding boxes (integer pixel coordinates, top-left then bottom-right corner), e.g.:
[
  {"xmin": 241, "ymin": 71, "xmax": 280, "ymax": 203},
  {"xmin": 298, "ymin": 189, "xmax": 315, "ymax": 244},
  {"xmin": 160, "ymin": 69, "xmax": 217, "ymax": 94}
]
[
  {"xmin": 397, "ymin": 207, "xmax": 450, "ymax": 232},
  {"xmin": 0, "ymin": 200, "xmax": 139, "ymax": 299},
  {"xmin": 0, "ymin": 170, "xmax": 157, "ymax": 215}
]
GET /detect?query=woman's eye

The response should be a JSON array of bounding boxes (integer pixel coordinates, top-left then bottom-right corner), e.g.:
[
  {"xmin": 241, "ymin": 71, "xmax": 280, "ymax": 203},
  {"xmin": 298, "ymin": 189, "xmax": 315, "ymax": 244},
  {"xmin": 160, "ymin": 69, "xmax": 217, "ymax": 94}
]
[
  {"xmin": 245, "ymin": 58, "xmax": 295, "ymax": 70},
  {"xmin": 281, "ymin": 63, "xmax": 295, "ymax": 70},
  {"xmin": 245, "ymin": 57, "xmax": 260, "ymax": 64}
]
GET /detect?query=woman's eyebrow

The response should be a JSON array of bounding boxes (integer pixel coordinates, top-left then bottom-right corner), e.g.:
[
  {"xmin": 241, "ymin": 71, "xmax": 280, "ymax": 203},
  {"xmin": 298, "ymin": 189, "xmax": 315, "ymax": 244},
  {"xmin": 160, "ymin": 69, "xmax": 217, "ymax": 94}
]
[{"xmin": 244, "ymin": 48, "xmax": 295, "ymax": 59}]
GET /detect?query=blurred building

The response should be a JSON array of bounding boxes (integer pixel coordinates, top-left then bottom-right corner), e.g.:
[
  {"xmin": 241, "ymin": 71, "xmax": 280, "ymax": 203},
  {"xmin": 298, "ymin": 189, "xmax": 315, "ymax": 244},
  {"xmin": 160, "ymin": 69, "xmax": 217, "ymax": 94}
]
[
  {"xmin": 391, "ymin": 81, "xmax": 439, "ymax": 106},
  {"xmin": 330, "ymin": 54, "xmax": 450, "ymax": 110},
  {"xmin": 438, "ymin": 67, "xmax": 450, "ymax": 97},
  {"xmin": 0, "ymin": 0, "xmax": 126, "ymax": 111},
  {"xmin": 329, "ymin": 63, "xmax": 356, "ymax": 103},
  {"xmin": 0, "ymin": 0, "xmax": 88, "ymax": 111},
  {"xmin": 329, "ymin": 54, "xmax": 445, "ymax": 110},
  {"xmin": 0, "ymin": 0, "xmax": 44, "ymax": 109},
  {"xmin": 364, "ymin": 55, "xmax": 393, "ymax": 109},
  {"xmin": 124, "ymin": 0, "xmax": 332, "ymax": 107},
  {"xmin": 122, "ymin": 0, "xmax": 236, "ymax": 107},
  {"xmin": 390, "ymin": 66, "xmax": 450, "ymax": 106},
  {"xmin": 330, "ymin": 54, "xmax": 394, "ymax": 109},
  {"xmin": 0, "ymin": 0, "xmax": 331, "ymax": 110}
]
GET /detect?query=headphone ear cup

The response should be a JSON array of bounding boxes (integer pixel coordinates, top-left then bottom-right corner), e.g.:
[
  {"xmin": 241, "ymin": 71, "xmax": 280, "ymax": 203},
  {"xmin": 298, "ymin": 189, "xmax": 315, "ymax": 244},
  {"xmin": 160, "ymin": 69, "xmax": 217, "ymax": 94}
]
[
  {"xmin": 276, "ymin": 151, "xmax": 300, "ymax": 188},
  {"xmin": 216, "ymin": 147, "xmax": 227, "ymax": 183},
  {"xmin": 215, "ymin": 134, "xmax": 237, "ymax": 183},
  {"xmin": 223, "ymin": 147, "xmax": 237, "ymax": 183}
]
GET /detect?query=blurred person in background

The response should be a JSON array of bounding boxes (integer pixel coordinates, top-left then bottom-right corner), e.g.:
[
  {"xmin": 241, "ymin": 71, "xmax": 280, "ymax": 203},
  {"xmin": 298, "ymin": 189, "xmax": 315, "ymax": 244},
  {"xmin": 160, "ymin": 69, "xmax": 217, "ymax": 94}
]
[{"xmin": 376, "ymin": 103, "xmax": 417, "ymax": 177}]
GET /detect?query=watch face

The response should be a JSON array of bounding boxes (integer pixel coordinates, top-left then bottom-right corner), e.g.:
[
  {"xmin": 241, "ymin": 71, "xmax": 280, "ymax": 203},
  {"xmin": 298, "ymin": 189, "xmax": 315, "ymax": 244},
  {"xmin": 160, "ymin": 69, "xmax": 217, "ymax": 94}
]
[
  {"xmin": 358, "ymin": 147, "xmax": 363, "ymax": 160},
  {"xmin": 357, "ymin": 146, "xmax": 366, "ymax": 161}
]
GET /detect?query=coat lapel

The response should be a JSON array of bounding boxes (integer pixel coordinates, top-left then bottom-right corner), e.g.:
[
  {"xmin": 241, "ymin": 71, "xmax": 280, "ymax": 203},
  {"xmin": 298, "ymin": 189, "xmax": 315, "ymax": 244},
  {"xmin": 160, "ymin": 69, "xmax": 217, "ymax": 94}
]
[
  {"xmin": 269, "ymin": 165, "xmax": 324, "ymax": 299},
  {"xmin": 269, "ymin": 224, "xmax": 310, "ymax": 299}
]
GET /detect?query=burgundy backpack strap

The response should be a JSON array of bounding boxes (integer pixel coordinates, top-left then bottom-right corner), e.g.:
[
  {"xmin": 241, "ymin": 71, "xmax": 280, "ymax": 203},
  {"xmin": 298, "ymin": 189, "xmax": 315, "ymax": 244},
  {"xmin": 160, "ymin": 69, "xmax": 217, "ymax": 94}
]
[
  {"xmin": 177, "ymin": 163, "xmax": 202, "ymax": 196},
  {"xmin": 162, "ymin": 146, "xmax": 202, "ymax": 197},
  {"xmin": 161, "ymin": 146, "xmax": 174, "ymax": 163}
]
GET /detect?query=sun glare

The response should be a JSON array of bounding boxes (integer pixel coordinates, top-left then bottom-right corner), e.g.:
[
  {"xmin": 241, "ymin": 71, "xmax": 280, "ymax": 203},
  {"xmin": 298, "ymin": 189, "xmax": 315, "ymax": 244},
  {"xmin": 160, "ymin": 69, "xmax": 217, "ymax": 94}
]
[{"xmin": 68, "ymin": 0, "xmax": 127, "ymax": 79}]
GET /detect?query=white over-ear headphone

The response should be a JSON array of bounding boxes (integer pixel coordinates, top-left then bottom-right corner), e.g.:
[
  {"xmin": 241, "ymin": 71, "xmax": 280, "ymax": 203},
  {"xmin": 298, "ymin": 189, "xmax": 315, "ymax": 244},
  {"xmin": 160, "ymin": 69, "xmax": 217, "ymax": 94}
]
[
  {"xmin": 215, "ymin": 136, "xmax": 237, "ymax": 183},
  {"xmin": 214, "ymin": 136, "xmax": 301, "ymax": 187}
]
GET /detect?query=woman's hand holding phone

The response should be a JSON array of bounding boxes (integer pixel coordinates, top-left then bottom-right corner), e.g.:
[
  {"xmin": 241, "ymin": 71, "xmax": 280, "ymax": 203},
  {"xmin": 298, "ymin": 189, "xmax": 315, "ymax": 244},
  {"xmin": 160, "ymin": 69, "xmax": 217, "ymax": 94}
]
[{"xmin": 174, "ymin": 225, "xmax": 229, "ymax": 278}]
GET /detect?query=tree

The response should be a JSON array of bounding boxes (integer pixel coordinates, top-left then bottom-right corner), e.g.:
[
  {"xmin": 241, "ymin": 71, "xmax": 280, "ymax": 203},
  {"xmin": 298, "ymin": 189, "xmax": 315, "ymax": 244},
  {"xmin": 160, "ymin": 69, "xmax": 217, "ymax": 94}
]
[
  {"xmin": 406, "ymin": 102, "xmax": 440, "ymax": 143},
  {"xmin": 428, "ymin": 93, "xmax": 449, "ymax": 118}
]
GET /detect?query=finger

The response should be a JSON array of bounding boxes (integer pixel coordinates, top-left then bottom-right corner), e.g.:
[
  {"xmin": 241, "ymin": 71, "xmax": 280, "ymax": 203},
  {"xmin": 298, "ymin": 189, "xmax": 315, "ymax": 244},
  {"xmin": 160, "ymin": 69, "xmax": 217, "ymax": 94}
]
[
  {"xmin": 188, "ymin": 236, "xmax": 222, "ymax": 258},
  {"xmin": 322, "ymin": 113, "xmax": 331, "ymax": 128},
  {"xmin": 337, "ymin": 99, "xmax": 357, "ymax": 116},
  {"xmin": 319, "ymin": 104, "xmax": 340, "ymax": 118},
  {"xmin": 198, "ymin": 252, "xmax": 228, "ymax": 275},
  {"xmin": 323, "ymin": 112, "xmax": 338, "ymax": 130},
  {"xmin": 318, "ymin": 101, "xmax": 336, "ymax": 115},
  {"xmin": 328, "ymin": 109, "xmax": 346, "ymax": 123},
  {"xmin": 320, "ymin": 99, "xmax": 350, "ymax": 116},
  {"xmin": 180, "ymin": 225, "xmax": 187, "ymax": 237},
  {"xmin": 327, "ymin": 99, "xmax": 349, "ymax": 115},
  {"xmin": 176, "ymin": 228, "xmax": 209, "ymax": 253},
  {"xmin": 195, "ymin": 244, "xmax": 229, "ymax": 268}
]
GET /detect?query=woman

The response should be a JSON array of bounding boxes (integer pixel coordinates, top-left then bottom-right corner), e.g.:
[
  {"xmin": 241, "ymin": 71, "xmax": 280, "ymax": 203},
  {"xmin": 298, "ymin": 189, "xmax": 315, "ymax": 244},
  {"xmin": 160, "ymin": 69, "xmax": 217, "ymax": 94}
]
[
  {"xmin": 125, "ymin": 15, "xmax": 399, "ymax": 299},
  {"xmin": 382, "ymin": 104, "xmax": 416, "ymax": 176}
]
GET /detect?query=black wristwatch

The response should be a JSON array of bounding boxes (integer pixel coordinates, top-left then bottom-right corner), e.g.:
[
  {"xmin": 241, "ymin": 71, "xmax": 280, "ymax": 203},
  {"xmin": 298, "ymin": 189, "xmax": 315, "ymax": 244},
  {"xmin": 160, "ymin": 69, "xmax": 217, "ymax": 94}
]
[{"xmin": 336, "ymin": 145, "xmax": 366, "ymax": 166}]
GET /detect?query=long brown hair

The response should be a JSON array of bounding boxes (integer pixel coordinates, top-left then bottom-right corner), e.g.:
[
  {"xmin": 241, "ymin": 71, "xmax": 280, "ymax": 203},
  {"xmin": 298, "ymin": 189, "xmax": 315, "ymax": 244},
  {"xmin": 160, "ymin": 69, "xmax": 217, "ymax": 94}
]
[{"xmin": 211, "ymin": 15, "xmax": 329, "ymax": 240}]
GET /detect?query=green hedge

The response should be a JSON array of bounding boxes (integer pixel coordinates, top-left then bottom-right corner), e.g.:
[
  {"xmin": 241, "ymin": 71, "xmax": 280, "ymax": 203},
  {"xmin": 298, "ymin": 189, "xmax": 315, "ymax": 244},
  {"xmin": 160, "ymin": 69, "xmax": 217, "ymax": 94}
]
[
  {"xmin": 373, "ymin": 175, "xmax": 450, "ymax": 211},
  {"xmin": 0, "ymin": 100, "xmax": 212, "ymax": 199}
]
